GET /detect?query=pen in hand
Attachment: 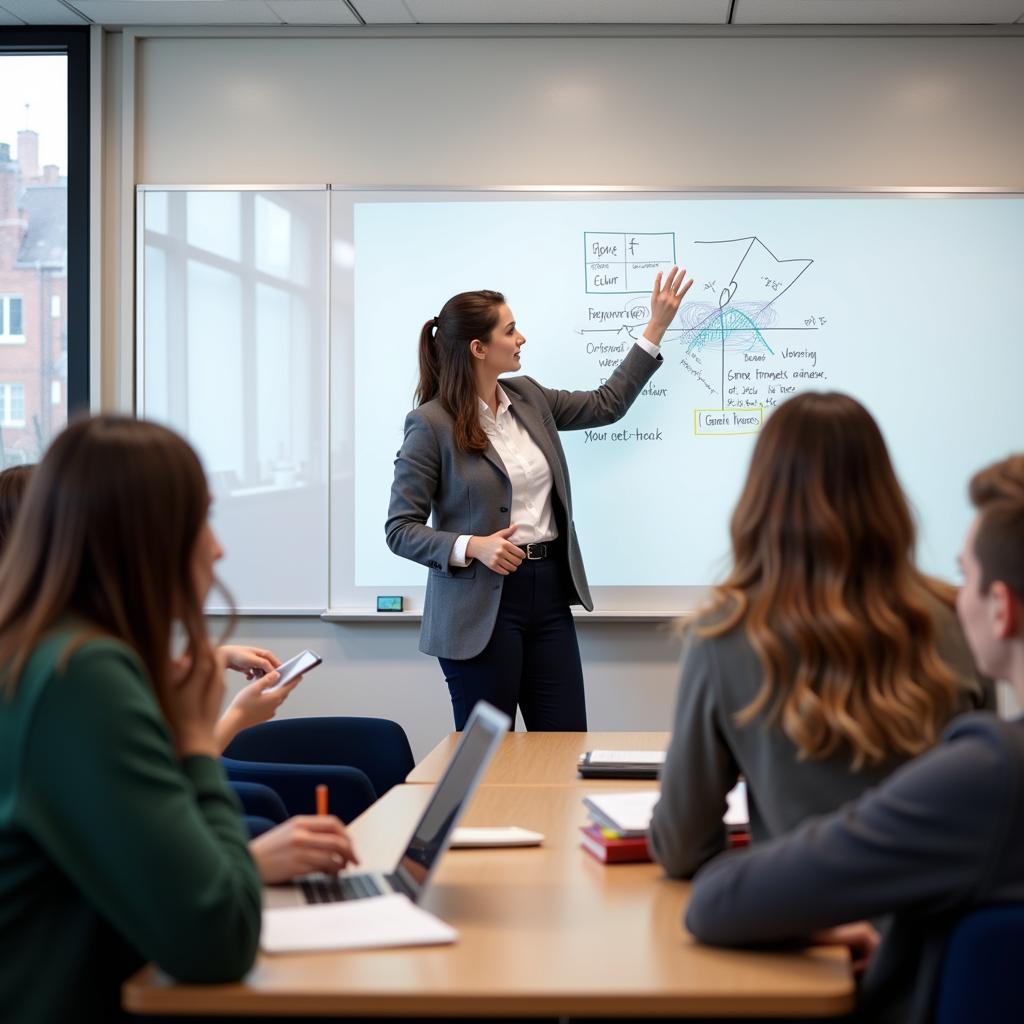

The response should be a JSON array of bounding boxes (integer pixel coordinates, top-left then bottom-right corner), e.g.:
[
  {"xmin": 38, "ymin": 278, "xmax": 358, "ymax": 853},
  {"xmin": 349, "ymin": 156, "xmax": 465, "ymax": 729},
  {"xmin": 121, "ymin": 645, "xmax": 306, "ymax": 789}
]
[{"xmin": 316, "ymin": 783, "xmax": 328, "ymax": 817}]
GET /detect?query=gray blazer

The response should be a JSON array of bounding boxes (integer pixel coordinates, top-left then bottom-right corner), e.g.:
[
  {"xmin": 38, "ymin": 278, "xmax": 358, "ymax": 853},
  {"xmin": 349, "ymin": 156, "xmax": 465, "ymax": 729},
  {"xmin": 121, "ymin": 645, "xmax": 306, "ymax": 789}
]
[
  {"xmin": 649, "ymin": 593, "xmax": 993, "ymax": 878},
  {"xmin": 685, "ymin": 712, "xmax": 1024, "ymax": 1024},
  {"xmin": 385, "ymin": 344, "xmax": 661, "ymax": 660}
]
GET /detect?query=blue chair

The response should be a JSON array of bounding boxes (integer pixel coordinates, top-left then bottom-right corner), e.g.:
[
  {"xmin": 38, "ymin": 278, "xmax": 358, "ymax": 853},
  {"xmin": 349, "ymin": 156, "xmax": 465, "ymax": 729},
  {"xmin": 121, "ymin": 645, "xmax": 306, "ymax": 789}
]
[
  {"xmin": 932, "ymin": 903, "xmax": 1024, "ymax": 1023},
  {"xmin": 229, "ymin": 780, "xmax": 288, "ymax": 838},
  {"xmin": 222, "ymin": 717, "xmax": 414, "ymax": 823}
]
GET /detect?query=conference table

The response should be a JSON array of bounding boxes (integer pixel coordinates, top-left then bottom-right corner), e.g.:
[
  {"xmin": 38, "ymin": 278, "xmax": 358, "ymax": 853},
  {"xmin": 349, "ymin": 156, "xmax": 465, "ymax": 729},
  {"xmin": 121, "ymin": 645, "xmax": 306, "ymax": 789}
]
[{"xmin": 123, "ymin": 733, "xmax": 855, "ymax": 1018}]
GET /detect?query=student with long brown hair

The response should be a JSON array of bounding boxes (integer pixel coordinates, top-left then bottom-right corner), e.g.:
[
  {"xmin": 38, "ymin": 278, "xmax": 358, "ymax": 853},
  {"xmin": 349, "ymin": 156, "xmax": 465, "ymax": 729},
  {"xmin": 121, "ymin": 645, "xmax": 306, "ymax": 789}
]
[
  {"xmin": 649, "ymin": 392, "xmax": 992, "ymax": 878},
  {"xmin": 387, "ymin": 270, "xmax": 692, "ymax": 730},
  {"xmin": 0, "ymin": 417, "xmax": 354, "ymax": 1023},
  {"xmin": 685, "ymin": 456, "xmax": 1024, "ymax": 1024}
]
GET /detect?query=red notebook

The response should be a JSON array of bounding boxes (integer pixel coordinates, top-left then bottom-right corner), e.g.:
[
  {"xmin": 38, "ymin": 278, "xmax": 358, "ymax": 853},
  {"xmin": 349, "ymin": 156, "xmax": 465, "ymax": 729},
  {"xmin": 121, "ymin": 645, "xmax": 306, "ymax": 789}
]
[{"xmin": 579, "ymin": 825, "xmax": 651, "ymax": 864}]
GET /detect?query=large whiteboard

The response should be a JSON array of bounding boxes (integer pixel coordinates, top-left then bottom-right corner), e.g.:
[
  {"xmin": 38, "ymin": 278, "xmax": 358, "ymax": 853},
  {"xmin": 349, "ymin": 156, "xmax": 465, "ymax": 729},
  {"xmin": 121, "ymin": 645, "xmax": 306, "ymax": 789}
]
[
  {"xmin": 137, "ymin": 188, "xmax": 1024, "ymax": 614},
  {"xmin": 335, "ymin": 189, "xmax": 1024, "ymax": 613}
]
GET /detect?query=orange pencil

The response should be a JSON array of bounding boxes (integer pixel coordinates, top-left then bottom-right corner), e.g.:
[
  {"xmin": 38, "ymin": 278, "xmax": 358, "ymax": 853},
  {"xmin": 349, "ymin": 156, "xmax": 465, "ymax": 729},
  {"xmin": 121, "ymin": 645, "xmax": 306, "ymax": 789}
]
[{"xmin": 315, "ymin": 784, "xmax": 328, "ymax": 816}]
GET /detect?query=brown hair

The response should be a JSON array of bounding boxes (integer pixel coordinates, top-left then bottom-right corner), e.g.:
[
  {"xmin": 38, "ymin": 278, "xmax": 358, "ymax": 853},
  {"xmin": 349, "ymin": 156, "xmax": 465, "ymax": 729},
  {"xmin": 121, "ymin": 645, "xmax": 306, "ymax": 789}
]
[
  {"xmin": 968, "ymin": 454, "xmax": 1024, "ymax": 601},
  {"xmin": 415, "ymin": 290, "xmax": 505, "ymax": 454},
  {"xmin": 0, "ymin": 464, "xmax": 33, "ymax": 555},
  {"xmin": 699, "ymin": 392, "xmax": 967, "ymax": 769},
  {"xmin": 0, "ymin": 416, "xmax": 228, "ymax": 707}
]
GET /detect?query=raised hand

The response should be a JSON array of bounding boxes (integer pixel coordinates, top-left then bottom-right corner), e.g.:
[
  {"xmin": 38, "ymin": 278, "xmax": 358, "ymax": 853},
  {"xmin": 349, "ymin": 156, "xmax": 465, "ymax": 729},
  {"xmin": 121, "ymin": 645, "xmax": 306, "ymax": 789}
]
[{"xmin": 644, "ymin": 265, "xmax": 694, "ymax": 344}]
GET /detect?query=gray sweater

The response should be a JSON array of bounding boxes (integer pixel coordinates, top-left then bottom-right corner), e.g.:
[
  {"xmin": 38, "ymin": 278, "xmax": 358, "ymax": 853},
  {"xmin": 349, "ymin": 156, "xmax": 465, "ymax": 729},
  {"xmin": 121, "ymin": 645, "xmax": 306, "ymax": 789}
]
[
  {"xmin": 685, "ymin": 713, "xmax": 1024, "ymax": 1024},
  {"xmin": 649, "ymin": 596, "xmax": 992, "ymax": 879}
]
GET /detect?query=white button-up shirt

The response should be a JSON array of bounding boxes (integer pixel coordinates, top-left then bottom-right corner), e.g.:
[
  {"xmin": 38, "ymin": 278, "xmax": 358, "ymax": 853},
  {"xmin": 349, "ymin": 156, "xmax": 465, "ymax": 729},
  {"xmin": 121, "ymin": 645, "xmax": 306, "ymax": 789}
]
[{"xmin": 450, "ymin": 338, "xmax": 660, "ymax": 566}]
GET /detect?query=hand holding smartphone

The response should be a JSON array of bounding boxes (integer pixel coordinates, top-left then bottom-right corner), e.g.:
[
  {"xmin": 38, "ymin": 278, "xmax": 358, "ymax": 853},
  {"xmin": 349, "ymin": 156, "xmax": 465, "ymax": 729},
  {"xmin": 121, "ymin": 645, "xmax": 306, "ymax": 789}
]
[{"xmin": 263, "ymin": 649, "xmax": 322, "ymax": 692}]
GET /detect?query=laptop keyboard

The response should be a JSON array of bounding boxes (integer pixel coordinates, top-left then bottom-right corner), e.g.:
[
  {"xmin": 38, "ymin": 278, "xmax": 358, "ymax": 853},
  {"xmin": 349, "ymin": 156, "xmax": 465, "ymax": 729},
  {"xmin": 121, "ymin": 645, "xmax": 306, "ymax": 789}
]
[{"xmin": 301, "ymin": 872, "xmax": 387, "ymax": 903}]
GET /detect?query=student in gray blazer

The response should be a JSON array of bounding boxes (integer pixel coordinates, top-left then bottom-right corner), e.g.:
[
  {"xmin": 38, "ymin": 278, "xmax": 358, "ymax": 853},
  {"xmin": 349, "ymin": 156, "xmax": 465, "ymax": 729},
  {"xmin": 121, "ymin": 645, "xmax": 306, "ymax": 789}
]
[
  {"xmin": 386, "ymin": 270, "xmax": 692, "ymax": 730},
  {"xmin": 686, "ymin": 453, "xmax": 1024, "ymax": 1024},
  {"xmin": 649, "ymin": 392, "xmax": 991, "ymax": 879}
]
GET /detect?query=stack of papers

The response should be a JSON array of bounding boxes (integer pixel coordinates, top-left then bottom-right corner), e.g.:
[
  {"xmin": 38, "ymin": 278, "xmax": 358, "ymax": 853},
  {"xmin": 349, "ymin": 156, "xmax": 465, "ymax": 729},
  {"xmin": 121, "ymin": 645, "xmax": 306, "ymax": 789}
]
[{"xmin": 261, "ymin": 892, "xmax": 458, "ymax": 954}]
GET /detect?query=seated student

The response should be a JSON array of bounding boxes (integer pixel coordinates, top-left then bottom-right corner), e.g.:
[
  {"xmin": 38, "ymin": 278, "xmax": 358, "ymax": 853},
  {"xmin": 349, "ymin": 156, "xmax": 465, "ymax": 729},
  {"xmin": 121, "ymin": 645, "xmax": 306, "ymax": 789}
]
[
  {"xmin": 685, "ymin": 453, "xmax": 1024, "ymax": 1024},
  {"xmin": 0, "ymin": 416, "xmax": 357, "ymax": 1023},
  {"xmin": 649, "ymin": 392, "xmax": 992, "ymax": 878},
  {"xmin": 0, "ymin": 463, "xmax": 32, "ymax": 551},
  {"xmin": 0, "ymin": 461, "xmax": 344, "ymax": 883}
]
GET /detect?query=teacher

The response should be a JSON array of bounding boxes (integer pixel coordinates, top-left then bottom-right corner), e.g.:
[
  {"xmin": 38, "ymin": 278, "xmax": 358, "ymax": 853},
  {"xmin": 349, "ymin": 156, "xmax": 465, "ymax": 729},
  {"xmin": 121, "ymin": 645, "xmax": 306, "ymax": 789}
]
[{"xmin": 386, "ymin": 268, "xmax": 693, "ymax": 730}]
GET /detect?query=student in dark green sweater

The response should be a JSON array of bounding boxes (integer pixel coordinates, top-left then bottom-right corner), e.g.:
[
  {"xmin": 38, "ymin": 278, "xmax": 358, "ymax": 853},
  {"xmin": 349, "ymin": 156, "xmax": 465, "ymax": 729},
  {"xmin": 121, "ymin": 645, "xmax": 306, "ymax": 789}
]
[{"xmin": 0, "ymin": 417, "xmax": 309, "ymax": 1022}]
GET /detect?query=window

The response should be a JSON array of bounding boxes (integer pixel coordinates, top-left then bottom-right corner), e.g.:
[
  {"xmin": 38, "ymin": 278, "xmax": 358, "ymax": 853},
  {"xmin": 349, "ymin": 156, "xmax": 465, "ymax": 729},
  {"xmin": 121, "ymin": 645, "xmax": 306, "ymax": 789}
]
[
  {"xmin": 0, "ymin": 29, "xmax": 89, "ymax": 467},
  {"xmin": 0, "ymin": 296, "xmax": 25, "ymax": 342},
  {"xmin": 0, "ymin": 382, "xmax": 25, "ymax": 426}
]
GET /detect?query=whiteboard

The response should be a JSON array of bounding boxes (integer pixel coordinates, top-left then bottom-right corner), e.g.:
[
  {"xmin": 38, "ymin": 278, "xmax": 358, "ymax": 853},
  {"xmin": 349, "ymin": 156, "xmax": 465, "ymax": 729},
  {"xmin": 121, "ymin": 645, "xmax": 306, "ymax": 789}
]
[
  {"xmin": 331, "ymin": 188, "xmax": 1024, "ymax": 615},
  {"xmin": 135, "ymin": 187, "xmax": 1024, "ymax": 615},
  {"xmin": 138, "ymin": 187, "xmax": 329, "ymax": 613}
]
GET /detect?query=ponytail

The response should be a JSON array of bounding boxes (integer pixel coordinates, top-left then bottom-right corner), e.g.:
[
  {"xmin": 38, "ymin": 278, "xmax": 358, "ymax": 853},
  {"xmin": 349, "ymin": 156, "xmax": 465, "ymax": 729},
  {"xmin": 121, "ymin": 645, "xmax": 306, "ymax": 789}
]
[
  {"xmin": 415, "ymin": 318, "xmax": 441, "ymax": 407},
  {"xmin": 413, "ymin": 290, "xmax": 505, "ymax": 455}
]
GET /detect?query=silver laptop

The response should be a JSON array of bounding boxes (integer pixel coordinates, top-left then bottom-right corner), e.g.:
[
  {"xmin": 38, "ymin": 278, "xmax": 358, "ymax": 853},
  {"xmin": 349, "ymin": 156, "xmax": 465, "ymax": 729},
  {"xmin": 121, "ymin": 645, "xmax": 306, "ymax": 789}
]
[{"xmin": 267, "ymin": 701, "xmax": 510, "ymax": 908}]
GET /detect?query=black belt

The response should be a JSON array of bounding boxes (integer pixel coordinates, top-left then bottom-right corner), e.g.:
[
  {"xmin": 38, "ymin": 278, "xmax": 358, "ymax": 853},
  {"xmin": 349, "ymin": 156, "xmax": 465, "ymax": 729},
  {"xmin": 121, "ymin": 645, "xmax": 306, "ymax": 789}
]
[{"xmin": 516, "ymin": 540, "xmax": 563, "ymax": 561}]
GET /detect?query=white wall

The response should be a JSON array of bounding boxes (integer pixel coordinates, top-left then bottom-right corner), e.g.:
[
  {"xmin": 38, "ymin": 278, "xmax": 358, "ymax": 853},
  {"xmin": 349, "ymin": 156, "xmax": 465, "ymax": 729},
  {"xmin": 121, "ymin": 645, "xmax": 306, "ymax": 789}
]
[{"xmin": 100, "ymin": 29, "xmax": 1024, "ymax": 758}]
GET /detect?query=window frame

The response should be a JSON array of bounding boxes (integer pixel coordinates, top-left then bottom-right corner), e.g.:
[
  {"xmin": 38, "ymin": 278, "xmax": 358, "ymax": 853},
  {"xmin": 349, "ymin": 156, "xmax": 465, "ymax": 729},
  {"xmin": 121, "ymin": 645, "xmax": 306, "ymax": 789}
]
[
  {"xmin": 0, "ymin": 27, "xmax": 90, "ymax": 416},
  {"xmin": 0, "ymin": 296, "xmax": 26, "ymax": 343}
]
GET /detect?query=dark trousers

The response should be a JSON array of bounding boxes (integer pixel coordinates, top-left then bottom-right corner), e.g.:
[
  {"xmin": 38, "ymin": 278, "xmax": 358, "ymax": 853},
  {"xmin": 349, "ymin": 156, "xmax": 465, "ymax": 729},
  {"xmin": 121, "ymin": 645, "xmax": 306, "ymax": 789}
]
[{"xmin": 438, "ymin": 555, "xmax": 587, "ymax": 731}]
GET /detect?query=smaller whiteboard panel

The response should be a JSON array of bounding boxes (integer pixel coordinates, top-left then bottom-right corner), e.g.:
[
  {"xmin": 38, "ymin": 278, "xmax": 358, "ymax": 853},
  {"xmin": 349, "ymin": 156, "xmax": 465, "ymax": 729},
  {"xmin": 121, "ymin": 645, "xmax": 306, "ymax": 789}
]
[{"xmin": 138, "ymin": 187, "xmax": 329, "ymax": 613}]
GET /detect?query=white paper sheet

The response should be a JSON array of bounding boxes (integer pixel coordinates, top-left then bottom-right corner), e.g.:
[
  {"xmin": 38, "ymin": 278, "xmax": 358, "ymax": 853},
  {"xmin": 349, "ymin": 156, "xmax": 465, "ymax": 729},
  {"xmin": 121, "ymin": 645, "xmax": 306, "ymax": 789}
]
[
  {"xmin": 586, "ymin": 750, "xmax": 666, "ymax": 765},
  {"xmin": 261, "ymin": 892, "xmax": 458, "ymax": 954}
]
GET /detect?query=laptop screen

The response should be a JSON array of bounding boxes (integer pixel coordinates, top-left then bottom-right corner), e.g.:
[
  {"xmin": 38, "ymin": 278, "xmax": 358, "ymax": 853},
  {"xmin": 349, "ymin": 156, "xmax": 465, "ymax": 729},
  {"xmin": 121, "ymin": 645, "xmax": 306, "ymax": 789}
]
[{"xmin": 393, "ymin": 702, "xmax": 509, "ymax": 898}]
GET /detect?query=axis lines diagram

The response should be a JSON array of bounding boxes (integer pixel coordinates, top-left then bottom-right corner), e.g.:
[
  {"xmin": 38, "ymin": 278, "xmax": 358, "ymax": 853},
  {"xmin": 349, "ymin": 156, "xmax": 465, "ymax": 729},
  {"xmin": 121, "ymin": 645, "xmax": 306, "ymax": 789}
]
[{"xmin": 679, "ymin": 236, "xmax": 830, "ymax": 436}]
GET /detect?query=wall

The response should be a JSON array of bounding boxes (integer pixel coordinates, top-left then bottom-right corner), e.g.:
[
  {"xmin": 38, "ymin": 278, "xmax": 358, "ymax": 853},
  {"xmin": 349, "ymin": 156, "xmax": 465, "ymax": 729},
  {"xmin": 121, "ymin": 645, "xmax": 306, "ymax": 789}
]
[{"xmin": 100, "ymin": 28, "xmax": 1024, "ymax": 757}]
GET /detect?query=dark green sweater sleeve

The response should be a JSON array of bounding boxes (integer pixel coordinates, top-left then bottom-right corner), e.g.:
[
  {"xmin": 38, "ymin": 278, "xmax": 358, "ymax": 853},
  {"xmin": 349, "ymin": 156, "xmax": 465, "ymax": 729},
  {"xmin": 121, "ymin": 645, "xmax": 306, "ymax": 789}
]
[{"xmin": 17, "ymin": 643, "xmax": 261, "ymax": 982}]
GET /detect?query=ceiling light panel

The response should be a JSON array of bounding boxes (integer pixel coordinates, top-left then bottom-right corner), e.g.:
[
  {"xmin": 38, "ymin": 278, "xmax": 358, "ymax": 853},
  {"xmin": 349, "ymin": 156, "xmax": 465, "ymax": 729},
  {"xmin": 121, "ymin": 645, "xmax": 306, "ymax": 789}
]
[
  {"xmin": 2, "ymin": 0, "xmax": 90, "ymax": 21},
  {"xmin": 733, "ymin": 0, "xmax": 1024, "ymax": 24},
  {"xmin": 264, "ymin": 1, "xmax": 361, "ymax": 23},
  {"xmin": 395, "ymin": 1, "xmax": 731, "ymax": 25},
  {"xmin": 68, "ymin": 1, "xmax": 284, "ymax": 25}
]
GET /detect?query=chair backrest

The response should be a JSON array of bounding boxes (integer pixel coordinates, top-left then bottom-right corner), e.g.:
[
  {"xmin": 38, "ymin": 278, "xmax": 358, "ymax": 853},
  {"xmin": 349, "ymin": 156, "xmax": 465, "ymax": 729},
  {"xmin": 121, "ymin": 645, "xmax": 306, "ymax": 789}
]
[
  {"xmin": 933, "ymin": 903, "xmax": 1024, "ymax": 1023},
  {"xmin": 223, "ymin": 716, "xmax": 415, "ymax": 798}
]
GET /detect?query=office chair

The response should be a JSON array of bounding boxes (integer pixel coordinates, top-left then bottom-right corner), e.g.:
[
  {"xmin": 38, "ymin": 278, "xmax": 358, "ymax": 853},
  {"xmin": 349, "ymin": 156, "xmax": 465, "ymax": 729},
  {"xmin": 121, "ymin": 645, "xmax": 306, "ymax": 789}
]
[
  {"xmin": 229, "ymin": 780, "xmax": 288, "ymax": 838},
  {"xmin": 932, "ymin": 903, "xmax": 1024, "ymax": 1023},
  {"xmin": 222, "ymin": 716, "xmax": 414, "ymax": 822}
]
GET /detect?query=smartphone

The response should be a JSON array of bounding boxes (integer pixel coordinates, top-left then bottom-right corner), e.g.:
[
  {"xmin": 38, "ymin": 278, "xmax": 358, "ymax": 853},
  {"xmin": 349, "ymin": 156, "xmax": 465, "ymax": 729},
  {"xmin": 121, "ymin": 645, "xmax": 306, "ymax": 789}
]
[{"xmin": 263, "ymin": 649, "xmax": 322, "ymax": 692}]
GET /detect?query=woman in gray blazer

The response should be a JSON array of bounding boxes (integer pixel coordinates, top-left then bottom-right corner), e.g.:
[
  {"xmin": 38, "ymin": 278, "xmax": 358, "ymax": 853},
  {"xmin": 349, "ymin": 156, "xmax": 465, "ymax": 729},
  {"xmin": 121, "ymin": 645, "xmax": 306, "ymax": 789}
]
[{"xmin": 386, "ymin": 269, "xmax": 692, "ymax": 730}]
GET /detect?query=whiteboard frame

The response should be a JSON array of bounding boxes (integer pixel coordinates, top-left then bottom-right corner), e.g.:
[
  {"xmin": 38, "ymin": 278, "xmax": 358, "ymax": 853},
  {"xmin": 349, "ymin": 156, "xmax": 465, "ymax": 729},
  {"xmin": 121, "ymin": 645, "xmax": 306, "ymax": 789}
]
[{"xmin": 135, "ymin": 183, "xmax": 1024, "ymax": 617}]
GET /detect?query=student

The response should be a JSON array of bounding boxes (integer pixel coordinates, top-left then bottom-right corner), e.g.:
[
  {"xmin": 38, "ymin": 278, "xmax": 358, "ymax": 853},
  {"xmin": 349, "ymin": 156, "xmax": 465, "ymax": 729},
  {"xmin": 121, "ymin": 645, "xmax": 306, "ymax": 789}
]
[
  {"xmin": 0, "ymin": 460, "xmax": 340, "ymax": 880},
  {"xmin": 649, "ymin": 392, "xmax": 992, "ymax": 878},
  {"xmin": 0, "ymin": 416, "xmax": 355, "ymax": 1023},
  {"xmin": 0, "ymin": 464, "xmax": 294, "ymax": 740},
  {"xmin": 386, "ymin": 270, "xmax": 692, "ymax": 730},
  {"xmin": 0, "ymin": 463, "xmax": 31, "ymax": 553},
  {"xmin": 685, "ymin": 453, "xmax": 1024, "ymax": 1024}
]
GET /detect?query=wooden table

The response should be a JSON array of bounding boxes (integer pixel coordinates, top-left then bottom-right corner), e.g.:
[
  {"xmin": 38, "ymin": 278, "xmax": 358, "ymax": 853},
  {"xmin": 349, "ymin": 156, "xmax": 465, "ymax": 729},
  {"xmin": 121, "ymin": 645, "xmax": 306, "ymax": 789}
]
[
  {"xmin": 407, "ymin": 730, "xmax": 671, "ymax": 785},
  {"xmin": 124, "ymin": 784, "xmax": 854, "ymax": 1018}
]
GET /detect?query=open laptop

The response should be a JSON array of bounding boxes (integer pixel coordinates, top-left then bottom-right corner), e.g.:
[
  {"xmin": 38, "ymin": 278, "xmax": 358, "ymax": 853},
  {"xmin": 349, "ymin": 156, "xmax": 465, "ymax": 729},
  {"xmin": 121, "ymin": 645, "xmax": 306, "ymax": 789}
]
[{"xmin": 266, "ymin": 700, "xmax": 510, "ymax": 908}]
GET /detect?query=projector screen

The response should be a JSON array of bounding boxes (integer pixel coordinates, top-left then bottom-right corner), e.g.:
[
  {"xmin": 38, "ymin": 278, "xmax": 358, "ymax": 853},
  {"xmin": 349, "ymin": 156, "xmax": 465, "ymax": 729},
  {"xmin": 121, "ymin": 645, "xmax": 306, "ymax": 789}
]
[{"xmin": 334, "ymin": 190, "xmax": 1023, "ymax": 612}]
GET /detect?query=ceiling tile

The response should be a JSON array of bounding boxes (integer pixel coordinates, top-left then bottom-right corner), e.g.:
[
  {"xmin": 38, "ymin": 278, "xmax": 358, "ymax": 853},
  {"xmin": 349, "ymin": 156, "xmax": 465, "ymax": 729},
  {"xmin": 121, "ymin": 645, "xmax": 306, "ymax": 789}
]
[
  {"xmin": 401, "ymin": 1, "xmax": 731, "ymax": 24},
  {"xmin": 264, "ymin": 1, "xmax": 360, "ymax": 23},
  {"xmin": 0, "ymin": 5, "xmax": 26, "ymax": 23},
  {"xmin": 2, "ymin": 0, "xmax": 90, "ymax": 22},
  {"xmin": 68, "ymin": 1, "xmax": 283, "ymax": 25},
  {"xmin": 733, "ymin": 0, "xmax": 1024, "ymax": 24},
  {"xmin": 348, "ymin": 0, "xmax": 413, "ymax": 22}
]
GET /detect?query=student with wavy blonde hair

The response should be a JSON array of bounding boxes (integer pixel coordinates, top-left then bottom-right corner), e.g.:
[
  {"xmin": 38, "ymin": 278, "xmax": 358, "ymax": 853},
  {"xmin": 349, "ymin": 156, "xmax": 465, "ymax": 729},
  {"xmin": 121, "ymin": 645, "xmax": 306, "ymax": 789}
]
[{"xmin": 649, "ymin": 392, "xmax": 992, "ymax": 878}]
